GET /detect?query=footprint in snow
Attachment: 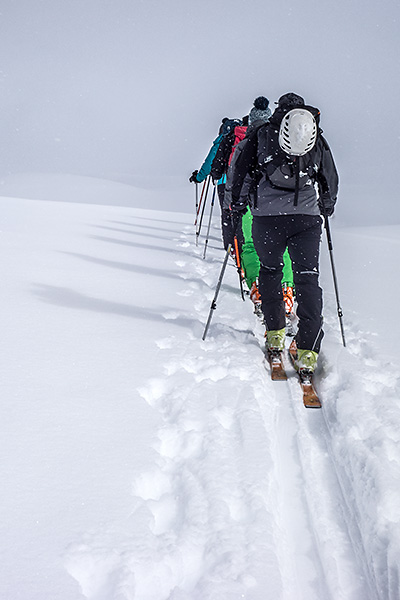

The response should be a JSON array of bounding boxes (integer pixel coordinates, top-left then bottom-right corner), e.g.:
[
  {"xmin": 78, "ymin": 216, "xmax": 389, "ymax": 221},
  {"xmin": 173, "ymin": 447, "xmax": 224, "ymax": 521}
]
[
  {"xmin": 176, "ymin": 288, "xmax": 194, "ymax": 297},
  {"xmin": 162, "ymin": 310, "xmax": 181, "ymax": 320},
  {"xmin": 138, "ymin": 378, "xmax": 172, "ymax": 407},
  {"xmin": 158, "ymin": 426, "xmax": 205, "ymax": 461},
  {"xmin": 133, "ymin": 469, "xmax": 172, "ymax": 502},
  {"xmin": 155, "ymin": 337, "xmax": 175, "ymax": 350}
]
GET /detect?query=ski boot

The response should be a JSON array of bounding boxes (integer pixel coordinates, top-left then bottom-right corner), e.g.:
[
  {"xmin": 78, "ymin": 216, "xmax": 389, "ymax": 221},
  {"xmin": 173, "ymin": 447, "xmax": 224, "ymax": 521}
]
[
  {"xmin": 265, "ymin": 328, "xmax": 287, "ymax": 380},
  {"xmin": 250, "ymin": 281, "xmax": 263, "ymax": 317},
  {"xmin": 283, "ymin": 284, "xmax": 296, "ymax": 336},
  {"xmin": 288, "ymin": 339, "xmax": 318, "ymax": 373},
  {"xmin": 288, "ymin": 340, "xmax": 321, "ymax": 408},
  {"xmin": 282, "ymin": 284, "xmax": 294, "ymax": 315}
]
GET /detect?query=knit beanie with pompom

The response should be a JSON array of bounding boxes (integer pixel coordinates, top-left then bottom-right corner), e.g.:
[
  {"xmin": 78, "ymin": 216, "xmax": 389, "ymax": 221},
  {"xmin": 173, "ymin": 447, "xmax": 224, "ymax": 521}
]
[{"xmin": 248, "ymin": 96, "xmax": 271, "ymax": 125}]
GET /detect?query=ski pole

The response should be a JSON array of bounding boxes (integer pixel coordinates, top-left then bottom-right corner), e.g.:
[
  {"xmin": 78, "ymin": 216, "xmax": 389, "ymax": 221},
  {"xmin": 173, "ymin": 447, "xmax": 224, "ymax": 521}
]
[
  {"xmin": 202, "ymin": 242, "xmax": 232, "ymax": 340},
  {"xmin": 202, "ymin": 219, "xmax": 242, "ymax": 340},
  {"xmin": 233, "ymin": 234, "xmax": 245, "ymax": 300},
  {"xmin": 323, "ymin": 212, "xmax": 346, "ymax": 347},
  {"xmin": 194, "ymin": 178, "xmax": 206, "ymax": 226},
  {"xmin": 195, "ymin": 181, "xmax": 199, "ymax": 219},
  {"xmin": 203, "ymin": 183, "xmax": 216, "ymax": 259},
  {"xmin": 194, "ymin": 176, "xmax": 209, "ymax": 226},
  {"xmin": 196, "ymin": 176, "xmax": 210, "ymax": 246}
]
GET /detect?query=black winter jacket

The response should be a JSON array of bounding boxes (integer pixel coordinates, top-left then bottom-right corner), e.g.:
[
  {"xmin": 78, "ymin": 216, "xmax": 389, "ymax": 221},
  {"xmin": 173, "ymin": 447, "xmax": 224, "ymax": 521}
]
[
  {"xmin": 224, "ymin": 119, "xmax": 268, "ymax": 211},
  {"xmin": 210, "ymin": 130, "xmax": 236, "ymax": 181},
  {"xmin": 230, "ymin": 115, "xmax": 339, "ymax": 218}
]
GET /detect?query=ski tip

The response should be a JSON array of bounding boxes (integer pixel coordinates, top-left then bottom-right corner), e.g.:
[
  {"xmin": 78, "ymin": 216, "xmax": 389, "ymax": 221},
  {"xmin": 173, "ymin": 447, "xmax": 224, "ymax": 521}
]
[
  {"xmin": 266, "ymin": 349, "xmax": 288, "ymax": 381},
  {"xmin": 300, "ymin": 378, "xmax": 321, "ymax": 408},
  {"xmin": 302, "ymin": 392, "xmax": 321, "ymax": 408},
  {"xmin": 271, "ymin": 371, "xmax": 288, "ymax": 381},
  {"xmin": 304, "ymin": 401, "xmax": 322, "ymax": 409}
]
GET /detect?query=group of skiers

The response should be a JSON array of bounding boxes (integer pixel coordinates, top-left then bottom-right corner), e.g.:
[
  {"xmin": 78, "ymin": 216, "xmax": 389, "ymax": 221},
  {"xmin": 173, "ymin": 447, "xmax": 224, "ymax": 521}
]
[{"xmin": 189, "ymin": 92, "xmax": 339, "ymax": 380}]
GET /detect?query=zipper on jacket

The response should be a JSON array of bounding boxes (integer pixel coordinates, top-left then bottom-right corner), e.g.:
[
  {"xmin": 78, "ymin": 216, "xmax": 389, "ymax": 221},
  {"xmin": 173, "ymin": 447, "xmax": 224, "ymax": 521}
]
[{"xmin": 293, "ymin": 158, "xmax": 300, "ymax": 206}]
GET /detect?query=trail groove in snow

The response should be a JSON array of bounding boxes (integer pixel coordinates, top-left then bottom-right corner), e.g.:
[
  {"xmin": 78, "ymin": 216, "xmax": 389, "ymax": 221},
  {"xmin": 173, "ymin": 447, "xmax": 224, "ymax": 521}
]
[{"xmin": 65, "ymin": 216, "xmax": 400, "ymax": 600}]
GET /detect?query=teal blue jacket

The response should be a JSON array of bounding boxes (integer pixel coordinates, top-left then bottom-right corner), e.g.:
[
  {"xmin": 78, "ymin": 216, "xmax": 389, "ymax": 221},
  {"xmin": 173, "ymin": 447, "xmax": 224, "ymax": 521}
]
[{"xmin": 196, "ymin": 134, "xmax": 226, "ymax": 185}]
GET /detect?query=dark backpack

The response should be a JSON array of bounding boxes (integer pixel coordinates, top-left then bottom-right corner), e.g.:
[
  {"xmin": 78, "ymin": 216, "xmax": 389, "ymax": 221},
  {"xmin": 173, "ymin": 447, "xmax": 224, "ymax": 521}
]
[
  {"xmin": 221, "ymin": 118, "xmax": 242, "ymax": 137},
  {"xmin": 264, "ymin": 104, "xmax": 321, "ymax": 194}
]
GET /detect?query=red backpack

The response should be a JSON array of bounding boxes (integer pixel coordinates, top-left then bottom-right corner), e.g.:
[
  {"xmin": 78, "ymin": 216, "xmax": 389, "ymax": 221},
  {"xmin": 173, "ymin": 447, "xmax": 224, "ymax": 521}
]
[{"xmin": 228, "ymin": 125, "xmax": 248, "ymax": 166}]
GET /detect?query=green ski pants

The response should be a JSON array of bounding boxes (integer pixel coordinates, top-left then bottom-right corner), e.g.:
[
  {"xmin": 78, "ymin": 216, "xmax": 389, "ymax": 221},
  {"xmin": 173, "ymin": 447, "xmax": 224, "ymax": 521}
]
[{"xmin": 240, "ymin": 208, "xmax": 293, "ymax": 289}]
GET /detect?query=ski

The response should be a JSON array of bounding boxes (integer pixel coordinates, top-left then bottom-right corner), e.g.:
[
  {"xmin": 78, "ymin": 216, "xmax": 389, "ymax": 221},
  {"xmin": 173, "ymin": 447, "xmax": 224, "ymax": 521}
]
[
  {"xmin": 287, "ymin": 346, "xmax": 321, "ymax": 408},
  {"xmin": 298, "ymin": 371, "xmax": 321, "ymax": 409},
  {"xmin": 285, "ymin": 314, "xmax": 296, "ymax": 337},
  {"xmin": 265, "ymin": 349, "xmax": 287, "ymax": 381},
  {"xmin": 253, "ymin": 303, "xmax": 263, "ymax": 319}
]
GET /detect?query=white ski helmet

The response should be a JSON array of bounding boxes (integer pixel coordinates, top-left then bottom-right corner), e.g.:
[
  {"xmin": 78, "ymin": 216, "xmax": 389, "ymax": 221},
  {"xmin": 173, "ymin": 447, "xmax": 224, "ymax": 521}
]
[{"xmin": 278, "ymin": 108, "xmax": 317, "ymax": 156}]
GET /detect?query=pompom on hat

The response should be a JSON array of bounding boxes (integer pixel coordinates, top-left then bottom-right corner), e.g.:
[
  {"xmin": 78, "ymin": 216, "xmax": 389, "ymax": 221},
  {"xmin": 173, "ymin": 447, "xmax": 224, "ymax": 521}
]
[{"xmin": 249, "ymin": 96, "xmax": 271, "ymax": 124}]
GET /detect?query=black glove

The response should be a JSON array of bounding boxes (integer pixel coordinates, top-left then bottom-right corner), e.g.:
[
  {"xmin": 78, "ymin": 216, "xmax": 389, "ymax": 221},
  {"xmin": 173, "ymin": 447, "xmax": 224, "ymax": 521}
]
[
  {"xmin": 189, "ymin": 170, "xmax": 199, "ymax": 183},
  {"xmin": 230, "ymin": 203, "xmax": 248, "ymax": 232},
  {"xmin": 231, "ymin": 202, "xmax": 248, "ymax": 216},
  {"xmin": 318, "ymin": 193, "xmax": 335, "ymax": 217}
]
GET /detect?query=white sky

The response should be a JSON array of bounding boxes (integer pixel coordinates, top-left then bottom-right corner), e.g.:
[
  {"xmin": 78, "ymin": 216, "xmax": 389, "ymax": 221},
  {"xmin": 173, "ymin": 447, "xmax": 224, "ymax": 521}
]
[{"xmin": 0, "ymin": 0, "xmax": 399, "ymax": 222}]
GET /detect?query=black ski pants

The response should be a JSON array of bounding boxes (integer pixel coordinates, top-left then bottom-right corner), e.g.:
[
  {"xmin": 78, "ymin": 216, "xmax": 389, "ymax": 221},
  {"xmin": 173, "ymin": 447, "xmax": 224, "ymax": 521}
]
[
  {"xmin": 252, "ymin": 214, "xmax": 324, "ymax": 353},
  {"xmin": 217, "ymin": 184, "xmax": 236, "ymax": 250},
  {"xmin": 217, "ymin": 184, "xmax": 244, "ymax": 250}
]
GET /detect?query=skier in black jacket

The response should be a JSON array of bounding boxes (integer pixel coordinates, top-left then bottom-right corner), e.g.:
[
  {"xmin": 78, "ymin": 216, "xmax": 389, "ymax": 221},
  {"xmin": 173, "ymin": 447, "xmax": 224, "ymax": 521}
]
[
  {"xmin": 229, "ymin": 92, "xmax": 339, "ymax": 376},
  {"xmin": 211, "ymin": 97, "xmax": 271, "ymax": 184}
]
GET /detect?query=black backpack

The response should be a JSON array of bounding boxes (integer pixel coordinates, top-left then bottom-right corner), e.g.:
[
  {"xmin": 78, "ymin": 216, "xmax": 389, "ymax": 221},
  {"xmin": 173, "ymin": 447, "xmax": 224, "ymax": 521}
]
[
  {"xmin": 220, "ymin": 118, "xmax": 242, "ymax": 137},
  {"xmin": 264, "ymin": 104, "xmax": 321, "ymax": 195}
]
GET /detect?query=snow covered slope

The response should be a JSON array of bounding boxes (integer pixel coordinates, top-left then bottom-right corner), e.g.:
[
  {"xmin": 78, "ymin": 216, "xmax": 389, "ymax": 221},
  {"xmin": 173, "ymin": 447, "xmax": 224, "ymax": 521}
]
[{"xmin": 1, "ymin": 189, "xmax": 400, "ymax": 600}]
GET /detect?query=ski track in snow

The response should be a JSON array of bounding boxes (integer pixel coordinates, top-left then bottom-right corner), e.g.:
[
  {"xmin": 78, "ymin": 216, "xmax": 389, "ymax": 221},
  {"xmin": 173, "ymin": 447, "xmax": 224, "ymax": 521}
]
[{"xmin": 65, "ymin": 221, "xmax": 400, "ymax": 600}]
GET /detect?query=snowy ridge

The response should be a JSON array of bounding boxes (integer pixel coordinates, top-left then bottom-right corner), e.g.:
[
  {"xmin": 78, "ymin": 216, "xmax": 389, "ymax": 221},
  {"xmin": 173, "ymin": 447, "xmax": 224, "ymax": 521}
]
[
  {"xmin": 63, "ymin": 218, "xmax": 400, "ymax": 600},
  {"xmin": 320, "ymin": 321, "xmax": 400, "ymax": 599},
  {"xmin": 2, "ymin": 194, "xmax": 400, "ymax": 599}
]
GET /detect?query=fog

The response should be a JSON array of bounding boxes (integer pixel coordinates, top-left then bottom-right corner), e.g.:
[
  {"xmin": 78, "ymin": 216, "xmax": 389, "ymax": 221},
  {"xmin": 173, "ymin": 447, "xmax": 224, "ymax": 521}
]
[{"xmin": 1, "ymin": 0, "xmax": 399, "ymax": 223}]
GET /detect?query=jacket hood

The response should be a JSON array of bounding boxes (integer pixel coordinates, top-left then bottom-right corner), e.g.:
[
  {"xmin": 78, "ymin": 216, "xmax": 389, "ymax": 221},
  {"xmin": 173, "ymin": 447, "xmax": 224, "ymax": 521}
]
[{"xmin": 245, "ymin": 119, "xmax": 269, "ymax": 136}]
